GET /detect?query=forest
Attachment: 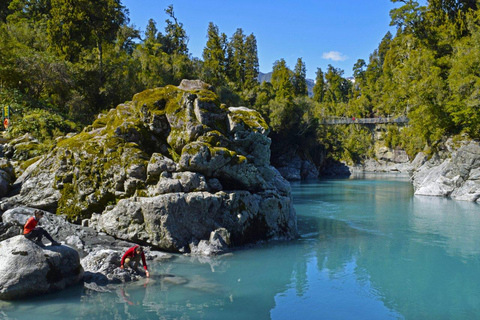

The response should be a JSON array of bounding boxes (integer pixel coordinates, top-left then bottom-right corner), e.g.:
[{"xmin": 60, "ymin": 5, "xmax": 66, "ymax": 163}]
[{"xmin": 0, "ymin": 0, "xmax": 479, "ymax": 168}]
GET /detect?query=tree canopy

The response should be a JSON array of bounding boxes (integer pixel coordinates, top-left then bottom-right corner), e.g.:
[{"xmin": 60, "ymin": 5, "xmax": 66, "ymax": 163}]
[{"xmin": 1, "ymin": 0, "xmax": 479, "ymax": 169}]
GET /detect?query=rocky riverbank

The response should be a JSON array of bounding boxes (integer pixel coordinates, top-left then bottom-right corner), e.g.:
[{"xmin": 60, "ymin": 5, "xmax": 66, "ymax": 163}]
[
  {"xmin": 411, "ymin": 139, "xmax": 480, "ymax": 202},
  {"xmin": 0, "ymin": 79, "xmax": 299, "ymax": 299},
  {"xmin": 0, "ymin": 207, "xmax": 174, "ymax": 299}
]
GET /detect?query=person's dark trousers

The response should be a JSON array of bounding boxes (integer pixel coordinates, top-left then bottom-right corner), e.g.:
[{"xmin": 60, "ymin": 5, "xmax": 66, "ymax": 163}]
[{"xmin": 24, "ymin": 228, "xmax": 55, "ymax": 242}]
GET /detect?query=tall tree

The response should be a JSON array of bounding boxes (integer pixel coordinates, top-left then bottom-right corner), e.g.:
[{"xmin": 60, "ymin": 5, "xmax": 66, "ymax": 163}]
[
  {"xmin": 144, "ymin": 18, "xmax": 159, "ymax": 52},
  {"xmin": 244, "ymin": 33, "xmax": 259, "ymax": 89},
  {"xmin": 271, "ymin": 59, "xmax": 294, "ymax": 100},
  {"xmin": 312, "ymin": 67, "xmax": 325, "ymax": 103},
  {"xmin": 162, "ymin": 5, "xmax": 188, "ymax": 55},
  {"xmin": 292, "ymin": 57, "xmax": 307, "ymax": 96},
  {"xmin": 324, "ymin": 65, "xmax": 350, "ymax": 104},
  {"xmin": 47, "ymin": 0, "xmax": 126, "ymax": 63},
  {"xmin": 229, "ymin": 28, "xmax": 246, "ymax": 86},
  {"xmin": 390, "ymin": 0, "xmax": 426, "ymax": 35},
  {"xmin": 202, "ymin": 22, "xmax": 227, "ymax": 87}
]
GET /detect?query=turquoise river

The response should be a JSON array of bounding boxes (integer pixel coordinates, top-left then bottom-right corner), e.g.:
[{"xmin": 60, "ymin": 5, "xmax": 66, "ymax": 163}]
[{"xmin": 1, "ymin": 173, "xmax": 480, "ymax": 319}]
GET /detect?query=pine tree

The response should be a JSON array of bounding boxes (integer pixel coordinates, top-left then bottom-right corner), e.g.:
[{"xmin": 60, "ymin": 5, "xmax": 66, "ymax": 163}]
[
  {"xmin": 162, "ymin": 5, "xmax": 188, "ymax": 55},
  {"xmin": 292, "ymin": 57, "xmax": 307, "ymax": 96},
  {"xmin": 144, "ymin": 19, "xmax": 159, "ymax": 54},
  {"xmin": 271, "ymin": 59, "xmax": 294, "ymax": 100},
  {"xmin": 313, "ymin": 67, "xmax": 325, "ymax": 103},
  {"xmin": 202, "ymin": 22, "xmax": 227, "ymax": 87},
  {"xmin": 324, "ymin": 65, "xmax": 350, "ymax": 105},
  {"xmin": 229, "ymin": 28, "xmax": 246, "ymax": 86},
  {"xmin": 244, "ymin": 33, "xmax": 259, "ymax": 89}
]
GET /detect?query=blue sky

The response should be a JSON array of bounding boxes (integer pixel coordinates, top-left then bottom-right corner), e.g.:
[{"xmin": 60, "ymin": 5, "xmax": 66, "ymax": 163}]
[{"xmin": 122, "ymin": 0, "xmax": 419, "ymax": 79}]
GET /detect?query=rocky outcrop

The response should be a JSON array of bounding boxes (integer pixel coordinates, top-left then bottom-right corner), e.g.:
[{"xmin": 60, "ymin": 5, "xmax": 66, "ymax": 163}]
[
  {"xmin": 272, "ymin": 148, "xmax": 323, "ymax": 181},
  {"xmin": 1, "ymin": 207, "xmax": 135, "ymax": 257},
  {"xmin": 412, "ymin": 140, "xmax": 480, "ymax": 202},
  {"xmin": 362, "ymin": 147, "xmax": 413, "ymax": 173},
  {"xmin": 0, "ymin": 207, "xmax": 174, "ymax": 293},
  {"xmin": 91, "ymin": 186, "xmax": 294, "ymax": 252},
  {"xmin": 0, "ymin": 235, "xmax": 83, "ymax": 300},
  {"xmin": 0, "ymin": 80, "xmax": 297, "ymax": 253},
  {"xmin": 275, "ymin": 155, "xmax": 319, "ymax": 180}
]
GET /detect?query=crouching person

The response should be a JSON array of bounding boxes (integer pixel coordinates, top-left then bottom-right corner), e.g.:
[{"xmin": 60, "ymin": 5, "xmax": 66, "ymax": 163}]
[
  {"xmin": 24, "ymin": 210, "xmax": 60, "ymax": 246},
  {"xmin": 120, "ymin": 245, "xmax": 150, "ymax": 277}
]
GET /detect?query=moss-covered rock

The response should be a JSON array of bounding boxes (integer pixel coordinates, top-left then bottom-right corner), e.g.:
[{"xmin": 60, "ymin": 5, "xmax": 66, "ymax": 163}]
[{"xmin": 0, "ymin": 80, "xmax": 297, "ymax": 253}]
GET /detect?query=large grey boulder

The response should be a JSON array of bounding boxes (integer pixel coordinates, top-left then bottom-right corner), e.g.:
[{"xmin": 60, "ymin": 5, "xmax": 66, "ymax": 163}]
[
  {"xmin": 92, "ymin": 188, "xmax": 296, "ymax": 253},
  {"xmin": 0, "ymin": 235, "xmax": 84, "ymax": 300},
  {"xmin": 412, "ymin": 140, "xmax": 480, "ymax": 202}
]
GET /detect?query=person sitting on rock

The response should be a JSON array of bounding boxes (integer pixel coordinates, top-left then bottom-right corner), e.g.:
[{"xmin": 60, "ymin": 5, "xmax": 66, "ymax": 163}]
[
  {"xmin": 120, "ymin": 245, "xmax": 150, "ymax": 277},
  {"xmin": 24, "ymin": 210, "xmax": 60, "ymax": 247}
]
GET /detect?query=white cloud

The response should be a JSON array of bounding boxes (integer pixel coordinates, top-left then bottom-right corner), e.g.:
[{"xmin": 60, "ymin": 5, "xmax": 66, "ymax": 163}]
[{"xmin": 322, "ymin": 51, "xmax": 348, "ymax": 62}]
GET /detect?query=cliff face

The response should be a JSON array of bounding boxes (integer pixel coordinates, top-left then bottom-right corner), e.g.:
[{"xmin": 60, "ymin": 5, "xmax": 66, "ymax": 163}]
[
  {"xmin": 0, "ymin": 80, "xmax": 297, "ymax": 253},
  {"xmin": 412, "ymin": 140, "xmax": 480, "ymax": 202}
]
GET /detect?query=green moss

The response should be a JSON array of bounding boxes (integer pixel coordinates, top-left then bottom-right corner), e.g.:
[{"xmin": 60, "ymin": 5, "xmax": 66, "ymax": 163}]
[
  {"xmin": 13, "ymin": 141, "xmax": 51, "ymax": 160},
  {"xmin": 57, "ymin": 183, "xmax": 80, "ymax": 221},
  {"xmin": 168, "ymin": 148, "xmax": 180, "ymax": 162},
  {"xmin": 230, "ymin": 109, "xmax": 269, "ymax": 132},
  {"xmin": 132, "ymin": 86, "xmax": 182, "ymax": 116},
  {"xmin": 135, "ymin": 189, "xmax": 148, "ymax": 197},
  {"xmin": 198, "ymin": 131, "xmax": 226, "ymax": 147},
  {"xmin": 194, "ymin": 89, "xmax": 220, "ymax": 105},
  {"xmin": 212, "ymin": 146, "xmax": 247, "ymax": 164}
]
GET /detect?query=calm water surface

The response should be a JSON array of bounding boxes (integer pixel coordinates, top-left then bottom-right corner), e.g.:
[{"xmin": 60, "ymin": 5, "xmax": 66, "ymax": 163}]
[{"xmin": 2, "ymin": 173, "xmax": 480, "ymax": 320}]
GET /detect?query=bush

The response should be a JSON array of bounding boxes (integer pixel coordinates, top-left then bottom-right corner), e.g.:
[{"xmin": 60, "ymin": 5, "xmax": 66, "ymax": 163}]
[{"xmin": 6, "ymin": 108, "xmax": 78, "ymax": 142}]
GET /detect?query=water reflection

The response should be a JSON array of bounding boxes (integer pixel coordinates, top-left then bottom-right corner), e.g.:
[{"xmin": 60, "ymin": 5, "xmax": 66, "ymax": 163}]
[
  {"xmin": 286, "ymin": 179, "xmax": 480, "ymax": 319},
  {"xmin": 411, "ymin": 195, "xmax": 480, "ymax": 258}
]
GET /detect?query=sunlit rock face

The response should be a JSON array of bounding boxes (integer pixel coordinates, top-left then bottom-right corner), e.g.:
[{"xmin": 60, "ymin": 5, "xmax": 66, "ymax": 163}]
[
  {"xmin": 0, "ymin": 235, "xmax": 83, "ymax": 300},
  {"xmin": 412, "ymin": 140, "xmax": 480, "ymax": 202},
  {"xmin": 1, "ymin": 80, "xmax": 297, "ymax": 253}
]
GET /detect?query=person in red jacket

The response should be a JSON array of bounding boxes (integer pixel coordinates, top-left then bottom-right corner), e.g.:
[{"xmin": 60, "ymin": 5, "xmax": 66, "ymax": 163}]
[
  {"xmin": 24, "ymin": 210, "xmax": 60, "ymax": 246},
  {"xmin": 120, "ymin": 245, "xmax": 150, "ymax": 277}
]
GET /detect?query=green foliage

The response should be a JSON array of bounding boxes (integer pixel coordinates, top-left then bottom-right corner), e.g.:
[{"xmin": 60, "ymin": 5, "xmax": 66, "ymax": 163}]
[
  {"xmin": 271, "ymin": 59, "xmax": 294, "ymax": 100},
  {"xmin": 292, "ymin": 58, "xmax": 307, "ymax": 96},
  {"xmin": 446, "ymin": 13, "xmax": 480, "ymax": 138},
  {"xmin": 162, "ymin": 5, "xmax": 189, "ymax": 55},
  {"xmin": 317, "ymin": 125, "xmax": 374, "ymax": 165},
  {"xmin": 244, "ymin": 34, "xmax": 260, "ymax": 89},
  {"xmin": 6, "ymin": 108, "xmax": 77, "ymax": 142},
  {"xmin": 384, "ymin": 125, "xmax": 402, "ymax": 149},
  {"xmin": 323, "ymin": 65, "xmax": 351, "ymax": 104},
  {"xmin": 3, "ymin": 0, "xmax": 480, "ymax": 172},
  {"xmin": 313, "ymin": 67, "xmax": 325, "ymax": 103},
  {"xmin": 47, "ymin": 0, "xmax": 126, "ymax": 62},
  {"xmin": 202, "ymin": 22, "xmax": 227, "ymax": 87}
]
